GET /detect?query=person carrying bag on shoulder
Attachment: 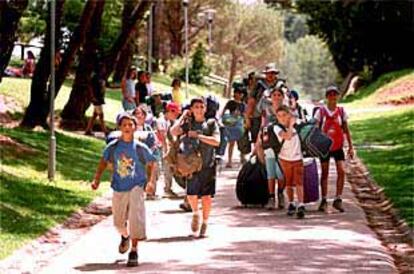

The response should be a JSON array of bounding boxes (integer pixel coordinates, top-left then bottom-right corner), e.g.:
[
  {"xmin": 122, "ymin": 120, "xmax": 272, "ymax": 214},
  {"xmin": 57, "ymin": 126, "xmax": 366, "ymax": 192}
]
[
  {"xmin": 314, "ymin": 85, "xmax": 355, "ymax": 213},
  {"xmin": 170, "ymin": 98, "xmax": 220, "ymax": 238}
]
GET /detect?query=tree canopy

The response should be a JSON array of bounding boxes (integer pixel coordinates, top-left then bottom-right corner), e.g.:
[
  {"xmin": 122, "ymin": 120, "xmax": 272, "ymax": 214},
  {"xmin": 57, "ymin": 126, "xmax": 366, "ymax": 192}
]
[{"xmin": 296, "ymin": 0, "xmax": 414, "ymax": 79}]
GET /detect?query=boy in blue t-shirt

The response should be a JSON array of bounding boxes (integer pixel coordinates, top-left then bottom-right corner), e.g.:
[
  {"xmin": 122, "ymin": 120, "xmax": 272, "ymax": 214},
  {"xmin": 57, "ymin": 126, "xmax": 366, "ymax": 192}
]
[{"xmin": 91, "ymin": 112, "xmax": 156, "ymax": 267}]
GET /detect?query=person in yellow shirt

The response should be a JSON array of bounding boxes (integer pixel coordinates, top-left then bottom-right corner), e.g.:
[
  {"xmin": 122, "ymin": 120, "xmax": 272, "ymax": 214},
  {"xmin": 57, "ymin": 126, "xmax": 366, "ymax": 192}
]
[{"xmin": 171, "ymin": 78, "xmax": 184, "ymax": 105}]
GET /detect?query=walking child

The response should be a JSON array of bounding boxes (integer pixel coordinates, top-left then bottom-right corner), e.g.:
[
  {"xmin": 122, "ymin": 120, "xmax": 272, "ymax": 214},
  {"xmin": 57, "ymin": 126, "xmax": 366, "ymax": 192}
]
[
  {"xmin": 314, "ymin": 86, "xmax": 354, "ymax": 212},
  {"xmin": 91, "ymin": 112, "xmax": 156, "ymax": 267},
  {"xmin": 274, "ymin": 105, "xmax": 306, "ymax": 219}
]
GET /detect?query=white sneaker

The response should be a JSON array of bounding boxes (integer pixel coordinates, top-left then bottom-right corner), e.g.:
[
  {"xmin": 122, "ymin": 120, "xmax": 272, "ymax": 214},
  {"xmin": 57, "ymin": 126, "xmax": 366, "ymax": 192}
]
[{"xmin": 265, "ymin": 197, "xmax": 276, "ymax": 210}]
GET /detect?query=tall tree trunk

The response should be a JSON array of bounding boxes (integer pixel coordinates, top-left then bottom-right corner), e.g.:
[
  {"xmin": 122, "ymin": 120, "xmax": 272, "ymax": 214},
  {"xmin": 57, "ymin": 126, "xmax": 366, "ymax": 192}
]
[
  {"xmin": 225, "ymin": 50, "xmax": 238, "ymax": 98},
  {"xmin": 151, "ymin": 0, "xmax": 163, "ymax": 73},
  {"xmin": 102, "ymin": 0, "xmax": 152, "ymax": 80},
  {"xmin": 60, "ymin": 1, "xmax": 105, "ymax": 127},
  {"xmin": 0, "ymin": 0, "xmax": 29, "ymax": 83},
  {"xmin": 164, "ymin": 1, "xmax": 183, "ymax": 57},
  {"xmin": 112, "ymin": 42, "xmax": 133, "ymax": 84},
  {"xmin": 61, "ymin": 0, "xmax": 151, "ymax": 126},
  {"xmin": 20, "ymin": 0, "xmax": 65, "ymax": 128},
  {"xmin": 53, "ymin": 0, "xmax": 97, "ymax": 96},
  {"xmin": 112, "ymin": 0, "xmax": 139, "ymax": 85}
]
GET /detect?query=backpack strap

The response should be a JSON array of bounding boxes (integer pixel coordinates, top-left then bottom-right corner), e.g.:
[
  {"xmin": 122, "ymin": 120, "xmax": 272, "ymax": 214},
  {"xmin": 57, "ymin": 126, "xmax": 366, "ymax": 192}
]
[
  {"xmin": 338, "ymin": 106, "xmax": 345, "ymax": 129},
  {"xmin": 134, "ymin": 142, "xmax": 147, "ymax": 166},
  {"xmin": 108, "ymin": 139, "xmax": 119, "ymax": 165},
  {"xmin": 108, "ymin": 139, "xmax": 146, "ymax": 166},
  {"xmin": 267, "ymin": 123, "xmax": 285, "ymax": 155}
]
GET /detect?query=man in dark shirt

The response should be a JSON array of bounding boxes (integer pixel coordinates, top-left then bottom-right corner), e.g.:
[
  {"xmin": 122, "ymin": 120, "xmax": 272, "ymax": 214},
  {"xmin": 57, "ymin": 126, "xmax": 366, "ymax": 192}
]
[{"xmin": 135, "ymin": 71, "xmax": 149, "ymax": 105}]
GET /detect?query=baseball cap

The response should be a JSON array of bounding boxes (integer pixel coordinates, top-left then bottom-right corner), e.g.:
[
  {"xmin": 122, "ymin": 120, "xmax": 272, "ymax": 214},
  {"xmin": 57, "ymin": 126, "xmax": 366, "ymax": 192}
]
[
  {"xmin": 116, "ymin": 111, "xmax": 137, "ymax": 126},
  {"xmin": 325, "ymin": 85, "xmax": 340, "ymax": 96},
  {"xmin": 166, "ymin": 102, "xmax": 181, "ymax": 113},
  {"xmin": 262, "ymin": 63, "xmax": 280, "ymax": 74}
]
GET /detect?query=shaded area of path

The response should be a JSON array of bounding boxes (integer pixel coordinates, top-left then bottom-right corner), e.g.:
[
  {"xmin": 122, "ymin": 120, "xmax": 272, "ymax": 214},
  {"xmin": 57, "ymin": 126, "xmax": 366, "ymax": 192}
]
[{"xmin": 33, "ymin": 160, "xmax": 396, "ymax": 274}]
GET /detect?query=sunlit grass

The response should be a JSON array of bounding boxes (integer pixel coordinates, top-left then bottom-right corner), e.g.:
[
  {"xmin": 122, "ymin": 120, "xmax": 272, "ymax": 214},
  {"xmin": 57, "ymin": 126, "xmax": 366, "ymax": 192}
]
[
  {"xmin": 349, "ymin": 109, "xmax": 414, "ymax": 227},
  {"xmin": 0, "ymin": 126, "xmax": 110, "ymax": 259}
]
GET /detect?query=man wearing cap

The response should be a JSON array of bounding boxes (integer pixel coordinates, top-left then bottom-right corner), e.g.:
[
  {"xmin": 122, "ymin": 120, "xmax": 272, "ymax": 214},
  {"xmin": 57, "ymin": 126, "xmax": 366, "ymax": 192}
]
[
  {"xmin": 155, "ymin": 102, "xmax": 183, "ymax": 198},
  {"xmin": 245, "ymin": 63, "xmax": 280, "ymax": 145},
  {"xmin": 91, "ymin": 112, "xmax": 157, "ymax": 267},
  {"xmin": 314, "ymin": 85, "xmax": 355, "ymax": 213}
]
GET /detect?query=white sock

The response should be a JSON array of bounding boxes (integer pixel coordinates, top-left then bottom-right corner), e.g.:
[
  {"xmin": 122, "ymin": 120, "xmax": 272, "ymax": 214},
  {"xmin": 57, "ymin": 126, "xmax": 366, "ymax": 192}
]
[{"xmin": 298, "ymin": 203, "xmax": 304, "ymax": 208}]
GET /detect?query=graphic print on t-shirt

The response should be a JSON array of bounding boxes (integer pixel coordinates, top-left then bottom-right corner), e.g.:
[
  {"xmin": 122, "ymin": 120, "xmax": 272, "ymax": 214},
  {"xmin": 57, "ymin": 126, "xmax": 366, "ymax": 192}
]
[{"xmin": 117, "ymin": 153, "xmax": 135, "ymax": 178}]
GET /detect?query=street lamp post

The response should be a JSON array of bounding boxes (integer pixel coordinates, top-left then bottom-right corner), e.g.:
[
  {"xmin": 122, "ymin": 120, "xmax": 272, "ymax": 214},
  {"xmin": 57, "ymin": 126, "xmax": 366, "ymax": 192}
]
[
  {"xmin": 183, "ymin": 0, "xmax": 189, "ymax": 99},
  {"xmin": 48, "ymin": 0, "xmax": 56, "ymax": 181},
  {"xmin": 206, "ymin": 9, "xmax": 215, "ymax": 55}
]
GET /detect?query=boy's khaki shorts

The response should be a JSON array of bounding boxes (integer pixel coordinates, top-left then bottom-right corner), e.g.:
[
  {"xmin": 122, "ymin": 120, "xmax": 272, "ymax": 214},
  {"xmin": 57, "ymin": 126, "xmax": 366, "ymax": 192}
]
[{"xmin": 112, "ymin": 185, "xmax": 146, "ymax": 240}]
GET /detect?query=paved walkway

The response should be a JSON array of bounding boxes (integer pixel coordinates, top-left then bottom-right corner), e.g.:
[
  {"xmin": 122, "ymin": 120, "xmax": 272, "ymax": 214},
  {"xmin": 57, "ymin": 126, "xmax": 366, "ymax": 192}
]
[{"xmin": 3, "ymin": 159, "xmax": 396, "ymax": 273}]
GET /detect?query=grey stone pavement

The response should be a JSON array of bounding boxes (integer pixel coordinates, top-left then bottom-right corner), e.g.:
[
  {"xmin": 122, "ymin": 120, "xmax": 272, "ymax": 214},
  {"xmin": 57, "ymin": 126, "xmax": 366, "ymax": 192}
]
[{"xmin": 3, "ymin": 160, "xmax": 396, "ymax": 274}]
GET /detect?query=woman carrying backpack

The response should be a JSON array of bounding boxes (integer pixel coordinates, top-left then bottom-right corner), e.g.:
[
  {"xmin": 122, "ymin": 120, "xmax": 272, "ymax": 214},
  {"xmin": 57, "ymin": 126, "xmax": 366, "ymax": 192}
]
[
  {"xmin": 314, "ymin": 86, "xmax": 354, "ymax": 213},
  {"xmin": 170, "ymin": 98, "xmax": 220, "ymax": 238}
]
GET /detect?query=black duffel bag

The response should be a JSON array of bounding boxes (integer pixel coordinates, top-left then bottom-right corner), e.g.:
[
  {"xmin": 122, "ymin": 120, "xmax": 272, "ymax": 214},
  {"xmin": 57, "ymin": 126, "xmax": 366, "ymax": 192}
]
[{"xmin": 236, "ymin": 156, "xmax": 269, "ymax": 207}]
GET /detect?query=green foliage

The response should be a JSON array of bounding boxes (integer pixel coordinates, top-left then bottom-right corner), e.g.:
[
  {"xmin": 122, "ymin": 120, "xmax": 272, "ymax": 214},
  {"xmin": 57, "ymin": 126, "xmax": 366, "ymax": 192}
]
[
  {"xmin": 8, "ymin": 57, "xmax": 24, "ymax": 68},
  {"xmin": 0, "ymin": 127, "xmax": 109, "ymax": 258},
  {"xmin": 296, "ymin": 1, "xmax": 414, "ymax": 79},
  {"xmin": 62, "ymin": 0, "xmax": 84, "ymax": 33},
  {"xmin": 284, "ymin": 11, "xmax": 308, "ymax": 43},
  {"xmin": 17, "ymin": 0, "xmax": 48, "ymax": 43},
  {"xmin": 349, "ymin": 110, "xmax": 414, "ymax": 227},
  {"xmin": 99, "ymin": 0, "xmax": 123, "ymax": 52},
  {"xmin": 282, "ymin": 35, "xmax": 338, "ymax": 100},
  {"xmin": 211, "ymin": 2, "xmax": 284, "ymax": 78},
  {"xmin": 167, "ymin": 44, "xmax": 210, "ymax": 85},
  {"xmin": 189, "ymin": 43, "xmax": 210, "ymax": 85}
]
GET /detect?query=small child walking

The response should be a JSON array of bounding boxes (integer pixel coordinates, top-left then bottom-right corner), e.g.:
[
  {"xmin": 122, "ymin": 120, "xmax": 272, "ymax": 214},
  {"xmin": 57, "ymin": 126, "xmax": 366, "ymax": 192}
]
[
  {"xmin": 274, "ymin": 105, "xmax": 306, "ymax": 219},
  {"xmin": 91, "ymin": 112, "xmax": 156, "ymax": 267}
]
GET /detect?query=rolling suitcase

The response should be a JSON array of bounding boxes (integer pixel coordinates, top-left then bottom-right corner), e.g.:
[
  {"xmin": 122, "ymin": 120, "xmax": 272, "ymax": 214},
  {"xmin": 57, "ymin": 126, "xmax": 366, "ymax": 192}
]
[
  {"xmin": 303, "ymin": 158, "xmax": 319, "ymax": 203},
  {"xmin": 236, "ymin": 157, "xmax": 269, "ymax": 206}
]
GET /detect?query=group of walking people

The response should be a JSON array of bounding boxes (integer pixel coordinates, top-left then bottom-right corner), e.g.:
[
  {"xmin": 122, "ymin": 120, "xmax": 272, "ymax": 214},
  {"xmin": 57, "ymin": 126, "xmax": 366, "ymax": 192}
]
[{"xmin": 90, "ymin": 62, "xmax": 355, "ymax": 267}]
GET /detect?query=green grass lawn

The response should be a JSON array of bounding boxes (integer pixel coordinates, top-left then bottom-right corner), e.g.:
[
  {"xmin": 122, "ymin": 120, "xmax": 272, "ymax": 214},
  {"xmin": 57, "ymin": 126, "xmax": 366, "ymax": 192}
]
[
  {"xmin": 343, "ymin": 69, "xmax": 414, "ymax": 107},
  {"xmin": 349, "ymin": 109, "xmax": 414, "ymax": 227},
  {"xmin": 0, "ymin": 74, "xmax": 222, "ymax": 125},
  {"xmin": 0, "ymin": 75, "xmax": 223, "ymax": 259},
  {"xmin": 0, "ymin": 127, "xmax": 111, "ymax": 259}
]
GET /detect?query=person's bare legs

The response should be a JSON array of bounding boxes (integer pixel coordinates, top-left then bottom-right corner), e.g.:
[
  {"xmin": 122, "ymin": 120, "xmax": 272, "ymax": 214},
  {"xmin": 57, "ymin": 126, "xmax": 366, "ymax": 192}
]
[
  {"xmin": 335, "ymin": 160, "xmax": 345, "ymax": 197},
  {"xmin": 187, "ymin": 195, "xmax": 200, "ymax": 236},
  {"xmin": 320, "ymin": 161, "xmax": 330, "ymax": 198},
  {"xmin": 98, "ymin": 113, "xmax": 107, "ymax": 133},
  {"xmin": 227, "ymin": 141, "xmax": 235, "ymax": 167},
  {"xmin": 333, "ymin": 160, "xmax": 346, "ymax": 212},
  {"xmin": 267, "ymin": 178, "xmax": 276, "ymax": 194},
  {"xmin": 319, "ymin": 161, "xmax": 330, "ymax": 211},
  {"xmin": 85, "ymin": 113, "xmax": 98, "ymax": 134},
  {"xmin": 200, "ymin": 195, "xmax": 212, "ymax": 237}
]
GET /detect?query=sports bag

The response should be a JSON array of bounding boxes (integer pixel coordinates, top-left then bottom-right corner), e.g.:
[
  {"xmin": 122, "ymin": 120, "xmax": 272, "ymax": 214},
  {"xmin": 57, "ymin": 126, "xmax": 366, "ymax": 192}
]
[
  {"xmin": 236, "ymin": 156, "xmax": 269, "ymax": 206},
  {"xmin": 296, "ymin": 122, "xmax": 332, "ymax": 158},
  {"xmin": 164, "ymin": 130, "xmax": 202, "ymax": 178}
]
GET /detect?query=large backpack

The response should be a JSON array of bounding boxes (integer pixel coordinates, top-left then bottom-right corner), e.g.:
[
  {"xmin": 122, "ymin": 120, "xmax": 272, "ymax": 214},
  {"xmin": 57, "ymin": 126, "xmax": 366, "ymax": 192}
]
[
  {"xmin": 236, "ymin": 156, "xmax": 269, "ymax": 206},
  {"xmin": 296, "ymin": 122, "xmax": 332, "ymax": 158},
  {"xmin": 164, "ymin": 119, "xmax": 216, "ymax": 178},
  {"xmin": 204, "ymin": 95, "xmax": 220, "ymax": 120},
  {"xmin": 319, "ymin": 106, "xmax": 345, "ymax": 152}
]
